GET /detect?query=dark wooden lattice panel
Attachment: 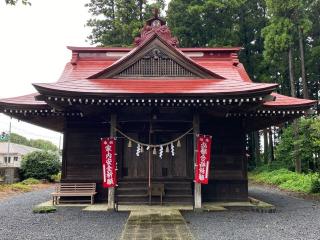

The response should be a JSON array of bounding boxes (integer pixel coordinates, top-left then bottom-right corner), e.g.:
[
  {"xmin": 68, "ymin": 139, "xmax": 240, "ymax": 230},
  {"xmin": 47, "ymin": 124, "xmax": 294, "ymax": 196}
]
[{"xmin": 117, "ymin": 48, "xmax": 196, "ymax": 77}]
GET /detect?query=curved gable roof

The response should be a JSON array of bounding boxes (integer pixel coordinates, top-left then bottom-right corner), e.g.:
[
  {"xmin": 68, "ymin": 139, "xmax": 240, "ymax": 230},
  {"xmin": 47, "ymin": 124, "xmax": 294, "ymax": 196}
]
[{"xmin": 88, "ymin": 33, "xmax": 225, "ymax": 80}]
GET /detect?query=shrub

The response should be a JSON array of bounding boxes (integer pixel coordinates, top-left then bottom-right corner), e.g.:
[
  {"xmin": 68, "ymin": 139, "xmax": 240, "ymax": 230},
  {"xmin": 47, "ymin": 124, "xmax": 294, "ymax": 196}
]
[
  {"xmin": 275, "ymin": 118, "xmax": 320, "ymax": 173},
  {"xmin": 310, "ymin": 175, "xmax": 320, "ymax": 193},
  {"xmin": 250, "ymin": 169, "xmax": 319, "ymax": 193},
  {"xmin": 33, "ymin": 206, "xmax": 56, "ymax": 214},
  {"xmin": 22, "ymin": 178, "xmax": 41, "ymax": 185},
  {"xmin": 50, "ymin": 172, "xmax": 61, "ymax": 182},
  {"xmin": 278, "ymin": 175, "xmax": 313, "ymax": 193},
  {"xmin": 21, "ymin": 151, "xmax": 61, "ymax": 181}
]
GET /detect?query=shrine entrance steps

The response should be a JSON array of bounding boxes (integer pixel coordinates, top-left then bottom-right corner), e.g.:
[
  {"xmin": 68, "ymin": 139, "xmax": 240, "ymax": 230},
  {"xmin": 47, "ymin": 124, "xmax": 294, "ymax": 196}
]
[
  {"xmin": 116, "ymin": 179, "xmax": 193, "ymax": 205},
  {"xmin": 120, "ymin": 208, "xmax": 194, "ymax": 240}
]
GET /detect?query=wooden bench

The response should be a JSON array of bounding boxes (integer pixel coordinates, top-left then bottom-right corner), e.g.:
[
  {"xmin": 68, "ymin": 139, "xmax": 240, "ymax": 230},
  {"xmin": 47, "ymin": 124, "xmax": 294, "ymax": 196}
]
[
  {"xmin": 51, "ymin": 183, "xmax": 97, "ymax": 205},
  {"xmin": 149, "ymin": 183, "xmax": 165, "ymax": 205}
]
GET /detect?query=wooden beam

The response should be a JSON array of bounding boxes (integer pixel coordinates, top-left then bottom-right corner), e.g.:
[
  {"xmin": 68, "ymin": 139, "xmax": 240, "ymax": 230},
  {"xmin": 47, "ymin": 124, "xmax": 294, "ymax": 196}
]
[
  {"xmin": 193, "ymin": 113, "xmax": 202, "ymax": 210},
  {"xmin": 108, "ymin": 113, "xmax": 117, "ymax": 210}
]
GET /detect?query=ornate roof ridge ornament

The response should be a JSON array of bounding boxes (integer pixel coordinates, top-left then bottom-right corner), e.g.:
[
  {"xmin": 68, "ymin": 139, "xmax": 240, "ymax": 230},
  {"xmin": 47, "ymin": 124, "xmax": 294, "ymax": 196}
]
[{"xmin": 134, "ymin": 8, "xmax": 179, "ymax": 47}]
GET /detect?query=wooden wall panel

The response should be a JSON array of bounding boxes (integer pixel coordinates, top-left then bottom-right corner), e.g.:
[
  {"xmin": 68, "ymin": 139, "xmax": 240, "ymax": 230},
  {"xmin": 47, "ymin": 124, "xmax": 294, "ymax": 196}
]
[
  {"xmin": 201, "ymin": 117, "xmax": 248, "ymax": 201},
  {"xmin": 60, "ymin": 112, "xmax": 249, "ymax": 202},
  {"xmin": 61, "ymin": 119, "xmax": 110, "ymax": 202}
]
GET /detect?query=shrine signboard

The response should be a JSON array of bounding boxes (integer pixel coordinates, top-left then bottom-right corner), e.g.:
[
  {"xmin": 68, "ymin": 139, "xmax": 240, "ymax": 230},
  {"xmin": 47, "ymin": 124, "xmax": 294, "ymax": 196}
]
[
  {"xmin": 101, "ymin": 137, "xmax": 117, "ymax": 188},
  {"xmin": 195, "ymin": 135, "xmax": 212, "ymax": 184}
]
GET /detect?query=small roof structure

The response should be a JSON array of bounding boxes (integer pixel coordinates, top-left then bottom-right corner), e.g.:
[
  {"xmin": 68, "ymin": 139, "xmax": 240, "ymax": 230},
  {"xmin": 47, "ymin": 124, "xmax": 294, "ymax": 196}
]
[{"xmin": 0, "ymin": 142, "xmax": 40, "ymax": 155}]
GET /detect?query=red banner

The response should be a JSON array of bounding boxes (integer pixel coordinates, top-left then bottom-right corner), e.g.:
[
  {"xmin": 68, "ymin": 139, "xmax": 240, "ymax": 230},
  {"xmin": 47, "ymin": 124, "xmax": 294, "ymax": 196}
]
[
  {"xmin": 101, "ymin": 137, "xmax": 117, "ymax": 188},
  {"xmin": 195, "ymin": 135, "xmax": 212, "ymax": 184}
]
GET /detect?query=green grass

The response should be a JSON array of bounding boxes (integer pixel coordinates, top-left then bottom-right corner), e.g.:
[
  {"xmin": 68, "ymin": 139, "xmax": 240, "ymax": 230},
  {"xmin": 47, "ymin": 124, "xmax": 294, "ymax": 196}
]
[
  {"xmin": 250, "ymin": 169, "xmax": 320, "ymax": 193},
  {"xmin": 0, "ymin": 178, "xmax": 41, "ymax": 193},
  {"xmin": 0, "ymin": 184, "xmax": 8, "ymax": 191},
  {"xmin": 33, "ymin": 206, "xmax": 56, "ymax": 214},
  {"xmin": 10, "ymin": 183, "xmax": 32, "ymax": 192}
]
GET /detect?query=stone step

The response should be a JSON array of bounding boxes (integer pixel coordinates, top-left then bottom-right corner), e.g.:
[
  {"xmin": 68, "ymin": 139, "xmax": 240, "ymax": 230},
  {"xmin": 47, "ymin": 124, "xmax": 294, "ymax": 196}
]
[
  {"xmin": 116, "ymin": 180, "xmax": 193, "ymax": 204},
  {"xmin": 117, "ymin": 188, "xmax": 192, "ymax": 196},
  {"xmin": 120, "ymin": 209, "xmax": 195, "ymax": 240}
]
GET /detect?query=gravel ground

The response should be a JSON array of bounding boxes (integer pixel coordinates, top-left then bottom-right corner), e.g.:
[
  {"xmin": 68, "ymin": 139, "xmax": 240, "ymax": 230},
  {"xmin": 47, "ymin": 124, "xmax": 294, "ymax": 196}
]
[
  {"xmin": 0, "ymin": 187, "xmax": 128, "ymax": 240},
  {"xmin": 183, "ymin": 185, "xmax": 320, "ymax": 240},
  {"xmin": 1, "ymin": 186, "xmax": 320, "ymax": 240}
]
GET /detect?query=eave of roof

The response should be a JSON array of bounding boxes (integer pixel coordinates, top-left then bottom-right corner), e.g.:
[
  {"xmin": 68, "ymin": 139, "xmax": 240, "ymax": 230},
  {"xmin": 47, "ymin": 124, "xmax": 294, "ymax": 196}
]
[
  {"xmin": 262, "ymin": 93, "xmax": 317, "ymax": 109},
  {"xmin": 0, "ymin": 93, "xmax": 48, "ymax": 108},
  {"xmin": 67, "ymin": 46, "xmax": 242, "ymax": 53},
  {"xmin": 33, "ymin": 79, "xmax": 278, "ymax": 96}
]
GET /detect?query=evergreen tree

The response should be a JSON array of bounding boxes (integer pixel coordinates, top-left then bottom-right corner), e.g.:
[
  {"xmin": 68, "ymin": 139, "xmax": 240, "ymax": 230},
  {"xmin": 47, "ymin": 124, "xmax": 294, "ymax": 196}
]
[
  {"xmin": 86, "ymin": 0, "xmax": 165, "ymax": 46},
  {"xmin": 167, "ymin": 0, "xmax": 269, "ymax": 83}
]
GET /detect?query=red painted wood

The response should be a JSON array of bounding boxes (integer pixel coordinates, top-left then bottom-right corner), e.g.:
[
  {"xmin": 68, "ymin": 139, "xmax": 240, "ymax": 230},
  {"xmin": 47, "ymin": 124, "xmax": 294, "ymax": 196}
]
[
  {"xmin": 0, "ymin": 45, "xmax": 316, "ymax": 110},
  {"xmin": 67, "ymin": 46, "xmax": 242, "ymax": 52},
  {"xmin": 0, "ymin": 93, "xmax": 45, "ymax": 106},
  {"xmin": 34, "ymin": 79, "xmax": 278, "ymax": 95},
  {"xmin": 263, "ymin": 93, "xmax": 316, "ymax": 108}
]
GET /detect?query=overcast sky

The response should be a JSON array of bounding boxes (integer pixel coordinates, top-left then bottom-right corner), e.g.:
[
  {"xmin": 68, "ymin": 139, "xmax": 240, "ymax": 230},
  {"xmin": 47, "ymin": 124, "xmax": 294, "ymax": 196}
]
[{"xmin": 0, "ymin": 0, "xmax": 92, "ymax": 146}]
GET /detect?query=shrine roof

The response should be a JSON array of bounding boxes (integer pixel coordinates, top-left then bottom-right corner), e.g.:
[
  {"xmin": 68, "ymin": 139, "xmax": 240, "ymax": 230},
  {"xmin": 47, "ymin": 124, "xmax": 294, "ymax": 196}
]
[
  {"xmin": 0, "ymin": 93, "xmax": 47, "ymax": 108},
  {"xmin": 67, "ymin": 46, "xmax": 242, "ymax": 52},
  {"xmin": 56, "ymin": 60, "xmax": 249, "ymax": 83},
  {"xmin": 262, "ymin": 93, "xmax": 316, "ymax": 109},
  {"xmin": 33, "ymin": 79, "xmax": 277, "ymax": 96},
  {"xmin": 0, "ymin": 17, "xmax": 316, "ymax": 112}
]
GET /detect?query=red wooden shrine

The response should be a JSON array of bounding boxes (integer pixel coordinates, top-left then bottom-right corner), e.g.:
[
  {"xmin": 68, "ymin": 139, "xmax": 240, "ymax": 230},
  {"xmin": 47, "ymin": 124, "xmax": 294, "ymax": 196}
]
[{"xmin": 0, "ymin": 14, "xmax": 316, "ymax": 206}]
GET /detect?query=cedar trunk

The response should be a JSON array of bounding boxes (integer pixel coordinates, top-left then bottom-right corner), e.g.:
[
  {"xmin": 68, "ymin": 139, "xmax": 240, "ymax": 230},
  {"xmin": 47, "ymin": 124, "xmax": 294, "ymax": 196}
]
[
  {"xmin": 263, "ymin": 128, "xmax": 268, "ymax": 164},
  {"xmin": 289, "ymin": 48, "xmax": 301, "ymax": 173},
  {"xmin": 254, "ymin": 131, "xmax": 261, "ymax": 165},
  {"xmin": 268, "ymin": 127, "xmax": 274, "ymax": 164},
  {"xmin": 299, "ymin": 28, "xmax": 309, "ymax": 99}
]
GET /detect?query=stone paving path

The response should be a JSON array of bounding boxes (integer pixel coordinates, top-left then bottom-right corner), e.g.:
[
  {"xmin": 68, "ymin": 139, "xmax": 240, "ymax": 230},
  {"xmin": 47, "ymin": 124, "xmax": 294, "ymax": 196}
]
[{"xmin": 120, "ymin": 209, "xmax": 194, "ymax": 240}]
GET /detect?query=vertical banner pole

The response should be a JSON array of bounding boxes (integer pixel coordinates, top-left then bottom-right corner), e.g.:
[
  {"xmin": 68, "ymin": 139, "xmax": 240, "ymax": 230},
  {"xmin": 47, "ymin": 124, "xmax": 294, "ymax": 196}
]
[
  {"xmin": 193, "ymin": 113, "xmax": 202, "ymax": 210},
  {"xmin": 108, "ymin": 114, "xmax": 117, "ymax": 210}
]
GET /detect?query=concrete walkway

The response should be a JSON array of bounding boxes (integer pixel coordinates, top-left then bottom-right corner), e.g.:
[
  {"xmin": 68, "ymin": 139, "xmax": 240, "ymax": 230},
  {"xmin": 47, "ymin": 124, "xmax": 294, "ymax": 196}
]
[{"xmin": 120, "ymin": 209, "xmax": 194, "ymax": 240}]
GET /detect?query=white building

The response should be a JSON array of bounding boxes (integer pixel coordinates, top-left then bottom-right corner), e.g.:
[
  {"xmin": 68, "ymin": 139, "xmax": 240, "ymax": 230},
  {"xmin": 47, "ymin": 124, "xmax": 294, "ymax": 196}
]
[
  {"xmin": 0, "ymin": 142, "xmax": 39, "ymax": 168},
  {"xmin": 0, "ymin": 142, "xmax": 40, "ymax": 183}
]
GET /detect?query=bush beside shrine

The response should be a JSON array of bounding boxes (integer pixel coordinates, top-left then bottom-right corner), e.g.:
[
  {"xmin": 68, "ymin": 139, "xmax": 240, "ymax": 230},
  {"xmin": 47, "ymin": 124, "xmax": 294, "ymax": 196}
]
[
  {"xmin": 33, "ymin": 206, "xmax": 57, "ymax": 214},
  {"xmin": 50, "ymin": 172, "xmax": 61, "ymax": 182},
  {"xmin": 20, "ymin": 151, "xmax": 61, "ymax": 181},
  {"xmin": 250, "ymin": 169, "xmax": 320, "ymax": 194}
]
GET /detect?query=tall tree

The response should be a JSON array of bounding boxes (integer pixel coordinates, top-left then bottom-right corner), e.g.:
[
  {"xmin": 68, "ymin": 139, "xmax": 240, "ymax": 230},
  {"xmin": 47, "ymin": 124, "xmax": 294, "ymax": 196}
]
[
  {"xmin": 305, "ymin": 0, "xmax": 320, "ymax": 104},
  {"xmin": 168, "ymin": 0, "xmax": 271, "ymax": 83},
  {"xmin": 263, "ymin": 128, "xmax": 269, "ymax": 163},
  {"xmin": 262, "ymin": 0, "xmax": 312, "ymax": 97},
  {"xmin": 86, "ymin": 0, "xmax": 165, "ymax": 46},
  {"xmin": 262, "ymin": 0, "xmax": 314, "ymax": 172},
  {"xmin": 268, "ymin": 127, "xmax": 274, "ymax": 164}
]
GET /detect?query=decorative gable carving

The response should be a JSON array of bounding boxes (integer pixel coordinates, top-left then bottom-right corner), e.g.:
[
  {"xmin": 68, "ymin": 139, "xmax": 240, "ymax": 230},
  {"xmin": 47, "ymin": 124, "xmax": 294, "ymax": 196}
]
[
  {"xmin": 134, "ymin": 25, "xmax": 179, "ymax": 47},
  {"xmin": 117, "ymin": 48, "xmax": 196, "ymax": 77},
  {"xmin": 90, "ymin": 35, "xmax": 225, "ymax": 79},
  {"xmin": 134, "ymin": 9, "xmax": 179, "ymax": 47}
]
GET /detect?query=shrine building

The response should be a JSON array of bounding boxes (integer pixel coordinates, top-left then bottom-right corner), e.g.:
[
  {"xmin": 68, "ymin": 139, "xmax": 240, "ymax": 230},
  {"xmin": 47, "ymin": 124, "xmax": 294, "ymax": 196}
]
[{"xmin": 0, "ymin": 15, "xmax": 316, "ymax": 209}]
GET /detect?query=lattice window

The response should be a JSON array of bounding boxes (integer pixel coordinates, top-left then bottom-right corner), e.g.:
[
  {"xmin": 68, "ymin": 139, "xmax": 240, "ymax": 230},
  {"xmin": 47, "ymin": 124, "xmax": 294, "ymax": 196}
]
[{"xmin": 117, "ymin": 48, "xmax": 196, "ymax": 77}]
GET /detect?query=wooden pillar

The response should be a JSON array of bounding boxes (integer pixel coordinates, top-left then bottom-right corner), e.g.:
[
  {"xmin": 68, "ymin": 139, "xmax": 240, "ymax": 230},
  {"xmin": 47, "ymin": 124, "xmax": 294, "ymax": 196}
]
[
  {"xmin": 108, "ymin": 114, "xmax": 117, "ymax": 209},
  {"xmin": 193, "ymin": 113, "xmax": 202, "ymax": 210}
]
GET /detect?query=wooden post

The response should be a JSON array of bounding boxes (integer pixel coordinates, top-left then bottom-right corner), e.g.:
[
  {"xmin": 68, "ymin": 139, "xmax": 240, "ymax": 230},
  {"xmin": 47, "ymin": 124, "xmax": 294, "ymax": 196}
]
[
  {"xmin": 108, "ymin": 114, "xmax": 117, "ymax": 210},
  {"xmin": 193, "ymin": 113, "xmax": 202, "ymax": 210}
]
